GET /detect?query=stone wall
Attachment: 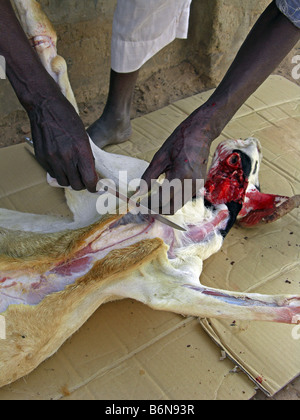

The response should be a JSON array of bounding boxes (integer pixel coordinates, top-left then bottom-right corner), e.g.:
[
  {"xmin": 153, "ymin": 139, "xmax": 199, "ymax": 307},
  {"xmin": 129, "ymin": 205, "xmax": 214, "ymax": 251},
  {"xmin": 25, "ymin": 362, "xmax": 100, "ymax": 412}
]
[{"xmin": 0, "ymin": 0, "xmax": 293, "ymax": 127}]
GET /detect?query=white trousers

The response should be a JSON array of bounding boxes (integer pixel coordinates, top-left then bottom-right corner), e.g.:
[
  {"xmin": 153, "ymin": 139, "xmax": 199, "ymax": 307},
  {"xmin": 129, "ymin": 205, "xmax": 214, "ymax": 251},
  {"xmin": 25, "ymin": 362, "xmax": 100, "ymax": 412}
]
[{"xmin": 111, "ymin": 0, "xmax": 192, "ymax": 73}]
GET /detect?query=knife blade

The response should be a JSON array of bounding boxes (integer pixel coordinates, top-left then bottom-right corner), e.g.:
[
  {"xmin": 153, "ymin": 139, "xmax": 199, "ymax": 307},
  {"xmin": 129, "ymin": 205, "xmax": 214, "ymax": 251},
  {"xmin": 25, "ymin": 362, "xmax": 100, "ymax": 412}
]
[
  {"xmin": 24, "ymin": 137, "xmax": 34, "ymax": 148},
  {"xmin": 25, "ymin": 137, "xmax": 186, "ymax": 232},
  {"xmin": 24, "ymin": 137, "xmax": 35, "ymax": 155},
  {"xmin": 98, "ymin": 180, "xmax": 187, "ymax": 232}
]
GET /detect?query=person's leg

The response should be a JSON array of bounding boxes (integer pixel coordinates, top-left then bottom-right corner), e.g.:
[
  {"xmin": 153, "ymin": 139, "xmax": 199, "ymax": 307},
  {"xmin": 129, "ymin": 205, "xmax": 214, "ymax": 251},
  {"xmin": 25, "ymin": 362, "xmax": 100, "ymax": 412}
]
[
  {"xmin": 88, "ymin": 0, "xmax": 192, "ymax": 149},
  {"xmin": 87, "ymin": 69, "xmax": 139, "ymax": 148}
]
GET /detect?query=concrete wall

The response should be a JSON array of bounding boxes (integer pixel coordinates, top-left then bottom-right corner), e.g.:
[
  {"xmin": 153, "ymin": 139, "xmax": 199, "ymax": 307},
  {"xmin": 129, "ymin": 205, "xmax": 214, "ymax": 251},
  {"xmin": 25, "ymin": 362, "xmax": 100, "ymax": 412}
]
[
  {"xmin": 188, "ymin": 0, "xmax": 271, "ymax": 84},
  {"xmin": 0, "ymin": 0, "xmax": 274, "ymax": 123}
]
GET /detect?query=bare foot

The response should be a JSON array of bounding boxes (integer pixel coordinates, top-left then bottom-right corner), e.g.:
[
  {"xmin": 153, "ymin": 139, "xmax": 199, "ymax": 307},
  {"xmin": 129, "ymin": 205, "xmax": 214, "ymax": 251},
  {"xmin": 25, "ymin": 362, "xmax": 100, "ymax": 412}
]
[
  {"xmin": 87, "ymin": 69, "xmax": 140, "ymax": 148},
  {"xmin": 87, "ymin": 114, "xmax": 132, "ymax": 149}
]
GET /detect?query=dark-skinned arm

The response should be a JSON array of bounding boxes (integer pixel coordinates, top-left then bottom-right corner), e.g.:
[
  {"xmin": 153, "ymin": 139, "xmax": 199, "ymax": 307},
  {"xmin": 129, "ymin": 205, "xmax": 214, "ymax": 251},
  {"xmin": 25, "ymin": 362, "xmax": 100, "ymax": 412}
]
[
  {"xmin": 142, "ymin": 0, "xmax": 300, "ymax": 214},
  {"xmin": 0, "ymin": 0, "xmax": 98, "ymax": 192}
]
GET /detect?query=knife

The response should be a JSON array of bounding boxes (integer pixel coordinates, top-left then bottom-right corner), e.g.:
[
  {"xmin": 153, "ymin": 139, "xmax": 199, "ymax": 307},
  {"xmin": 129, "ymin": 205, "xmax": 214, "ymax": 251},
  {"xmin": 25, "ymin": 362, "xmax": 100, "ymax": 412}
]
[
  {"xmin": 24, "ymin": 137, "xmax": 186, "ymax": 232},
  {"xmin": 98, "ymin": 180, "xmax": 187, "ymax": 232},
  {"xmin": 24, "ymin": 137, "xmax": 35, "ymax": 154}
]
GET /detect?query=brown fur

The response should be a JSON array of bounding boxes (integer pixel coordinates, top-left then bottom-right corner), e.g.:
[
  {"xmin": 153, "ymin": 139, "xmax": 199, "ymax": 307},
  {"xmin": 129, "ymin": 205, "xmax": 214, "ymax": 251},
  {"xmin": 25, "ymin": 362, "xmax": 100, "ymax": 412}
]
[
  {"xmin": 0, "ymin": 214, "xmax": 119, "ymax": 272},
  {"xmin": 0, "ymin": 211, "xmax": 165, "ymax": 387}
]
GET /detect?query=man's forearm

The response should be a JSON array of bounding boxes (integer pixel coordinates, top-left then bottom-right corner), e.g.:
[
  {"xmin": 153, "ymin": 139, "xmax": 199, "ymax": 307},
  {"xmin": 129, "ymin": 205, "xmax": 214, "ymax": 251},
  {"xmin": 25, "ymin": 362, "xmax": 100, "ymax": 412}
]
[
  {"xmin": 202, "ymin": 0, "xmax": 300, "ymax": 138},
  {"xmin": 0, "ymin": 0, "xmax": 62, "ymax": 111}
]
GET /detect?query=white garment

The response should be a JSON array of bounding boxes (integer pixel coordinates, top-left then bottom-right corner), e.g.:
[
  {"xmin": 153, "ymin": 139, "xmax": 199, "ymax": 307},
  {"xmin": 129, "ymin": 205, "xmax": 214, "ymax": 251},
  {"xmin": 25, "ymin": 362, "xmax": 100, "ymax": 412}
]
[{"xmin": 111, "ymin": 0, "xmax": 192, "ymax": 73}]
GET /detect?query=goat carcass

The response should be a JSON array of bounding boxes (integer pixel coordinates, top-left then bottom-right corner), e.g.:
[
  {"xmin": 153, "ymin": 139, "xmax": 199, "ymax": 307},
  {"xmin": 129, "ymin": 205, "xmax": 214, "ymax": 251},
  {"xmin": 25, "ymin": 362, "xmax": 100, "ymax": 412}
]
[
  {"xmin": 0, "ymin": 136, "xmax": 299, "ymax": 388},
  {"xmin": 0, "ymin": 0, "xmax": 298, "ymax": 389}
]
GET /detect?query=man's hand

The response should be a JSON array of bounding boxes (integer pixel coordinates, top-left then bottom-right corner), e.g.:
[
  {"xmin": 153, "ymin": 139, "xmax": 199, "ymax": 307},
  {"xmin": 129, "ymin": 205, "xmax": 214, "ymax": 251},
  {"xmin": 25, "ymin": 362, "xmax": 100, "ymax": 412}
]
[
  {"xmin": 141, "ymin": 105, "xmax": 219, "ymax": 214},
  {"xmin": 141, "ymin": 1, "xmax": 300, "ymax": 215},
  {"xmin": 0, "ymin": 0, "xmax": 98, "ymax": 193},
  {"xmin": 28, "ymin": 96, "xmax": 98, "ymax": 192}
]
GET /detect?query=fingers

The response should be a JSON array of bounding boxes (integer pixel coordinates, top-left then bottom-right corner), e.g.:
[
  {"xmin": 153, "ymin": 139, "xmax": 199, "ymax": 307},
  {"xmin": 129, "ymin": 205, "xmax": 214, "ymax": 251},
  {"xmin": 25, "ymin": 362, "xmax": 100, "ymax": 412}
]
[
  {"xmin": 138, "ymin": 151, "xmax": 168, "ymax": 211},
  {"xmin": 141, "ymin": 161, "xmax": 207, "ymax": 215},
  {"xmin": 32, "ymin": 122, "xmax": 98, "ymax": 192},
  {"xmin": 77, "ymin": 155, "xmax": 99, "ymax": 193},
  {"xmin": 141, "ymin": 152, "xmax": 190, "ymax": 215},
  {"xmin": 141, "ymin": 150, "xmax": 168, "ymax": 193},
  {"xmin": 51, "ymin": 153, "xmax": 98, "ymax": 192},
  {"xmin": 164, "ymin": 171, "xmax": 204, "ymax": 215},
  {"xmin": 48, "ymin": 159, "xmax": 97, "ymax": 193}
]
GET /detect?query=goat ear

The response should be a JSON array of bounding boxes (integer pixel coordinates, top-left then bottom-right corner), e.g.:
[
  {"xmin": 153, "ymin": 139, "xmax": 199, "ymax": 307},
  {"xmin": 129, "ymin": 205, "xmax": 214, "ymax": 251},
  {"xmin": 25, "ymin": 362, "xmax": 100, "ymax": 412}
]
[{"xmin": 237, "ymin": 187, "xmax": 300, "ymax": 227}]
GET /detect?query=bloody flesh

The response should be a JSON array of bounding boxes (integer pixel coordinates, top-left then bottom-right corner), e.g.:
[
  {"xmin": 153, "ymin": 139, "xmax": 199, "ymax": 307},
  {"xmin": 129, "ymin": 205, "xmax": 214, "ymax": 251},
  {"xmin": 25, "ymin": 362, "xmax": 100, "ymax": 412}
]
[{"xmin": 205, "ymin": 152, "xmax": 249, "ymax": 205}]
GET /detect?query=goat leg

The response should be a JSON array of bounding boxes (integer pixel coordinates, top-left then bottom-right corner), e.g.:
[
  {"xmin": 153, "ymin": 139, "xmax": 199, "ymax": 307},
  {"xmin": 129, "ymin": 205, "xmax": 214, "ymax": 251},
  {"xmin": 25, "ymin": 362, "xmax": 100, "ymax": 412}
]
[
  {"xmin": 12, "ymin": 0, "xmax": 79, "ymax": 113},
  {"xmin": 104, "ymin": 262, "xmax": 300, "ymax": 325}
]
